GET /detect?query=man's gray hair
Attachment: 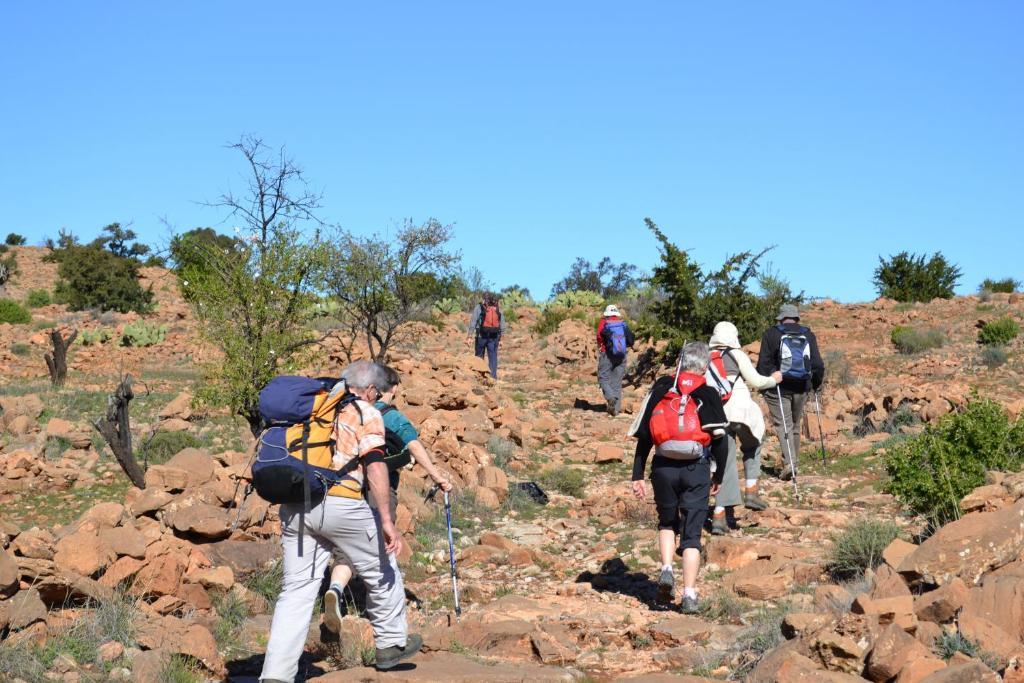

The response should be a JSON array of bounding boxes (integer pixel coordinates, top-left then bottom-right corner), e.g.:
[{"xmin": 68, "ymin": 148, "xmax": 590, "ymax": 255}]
[
  {"xmin": 680, "ymin": 341, "xmax": 710, "ymax": 373},
  {"xmin": 341, "ymin": 359, "xmax": 388, "ymax": 391}
]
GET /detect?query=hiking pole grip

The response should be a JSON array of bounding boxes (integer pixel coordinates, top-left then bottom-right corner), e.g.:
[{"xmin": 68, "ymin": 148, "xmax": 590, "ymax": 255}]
[{"xmin": 443, "ymin": 490, "xmax": 462, "ymax": 618}]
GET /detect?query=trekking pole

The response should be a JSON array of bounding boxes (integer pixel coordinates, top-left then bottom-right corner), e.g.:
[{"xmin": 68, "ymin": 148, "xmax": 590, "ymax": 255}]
[
  {"xmin": 425, "ymin": 484, "xmax": 461, "ymax": 619},
  {"xmin": 813, "ymin": 391, "xmax": 828, "ymax": 469},
  {"xmin": 774, "ymin": 386, "xmax": 800, "ymax": 502}
]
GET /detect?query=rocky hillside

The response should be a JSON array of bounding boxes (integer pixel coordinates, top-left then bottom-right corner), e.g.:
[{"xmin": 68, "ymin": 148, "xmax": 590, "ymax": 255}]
[{"xmin": 0, "ymin": 247, "xmax": 1023, "ymax": 682}]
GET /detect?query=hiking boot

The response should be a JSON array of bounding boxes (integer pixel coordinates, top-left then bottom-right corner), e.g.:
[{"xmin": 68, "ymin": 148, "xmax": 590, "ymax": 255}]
[
  {"xmin": 710, "ymin": 513, "xmax": 728, "ymax": 535},
  {"xmin": 680, "ymin": 595, "xmax": 700, "ymax": 614},
  {"xmin": 779, "ymin": 464, "xmax": 795, "ymax": 481},
  {"xmin": 744, "ymin": 488, "xmax": 768, "ymax": 511},
  {"xmin": 323, "ymin": 585, "xmax": 343, "ymax": 634},
  {"xmin": 607, "ymin": 398, "xmax": 618, "ymax": 416},
  {"xmin": 657, "ymin": 567, "xmax": 675, "ymax": 603},
  {"xmin": 375, "ymin": 633, "xmax": 423, "ymax": 670}
]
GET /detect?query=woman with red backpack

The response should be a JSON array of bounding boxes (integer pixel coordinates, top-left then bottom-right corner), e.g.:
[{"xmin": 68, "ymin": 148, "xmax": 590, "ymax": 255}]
[
  {"xmin": 468, "ymin": 294, "xmax": 504, "ymax": 379},
  {"xmin": 629, "ymin": 341, "xmax": 728, "ymax": 614}
]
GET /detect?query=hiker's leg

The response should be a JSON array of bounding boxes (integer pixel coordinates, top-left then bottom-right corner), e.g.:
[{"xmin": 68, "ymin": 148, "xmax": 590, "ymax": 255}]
[
  {"xmin": 678, "ymin": 462, "xmax": 711, "ymax": 592},
  {"xmin": 597, "ymin": 354, "xmax": 613, "ymax": 402},
  {"xmin": 681, "ymin": 548, "xmax": 700, "ymax": 591},
  {"xmin": 610, "ymin": 359, "xmax": 627, "ymax": 411},
  {"xmin": 487, "ymin": 337, "xmax": 499, "ymax": 378},
  {"xmin": 658, "ymin": 528, "xmax": 675, "ymax": 568},
  {"xmin": 764, "ymin": 390, "xmax": 790, "ymax": 472},
  {"xmin": 651, "ymin": 467, "xmax": 682, "ymax": 566},
  {"xmin": 330, "ymin": 559, "xmax": 353, "ymax": 588},
  {"xmin": 320, "ymin": 498, "xmax": 407, "ymax": 649},
  {"xmin": 261, "ymin": 504, "xmax": 332, "ymax": 683},
  {"xmin": 474, "ymin": 335, "xmax": 486, "ymax": 359},
  {"xmin": 714, "ymin": 436, "xmax": 742, "ymax": 509},
  {"xmin": 789, "ymin": 392, "xmax": 808, "ymax": 462}
]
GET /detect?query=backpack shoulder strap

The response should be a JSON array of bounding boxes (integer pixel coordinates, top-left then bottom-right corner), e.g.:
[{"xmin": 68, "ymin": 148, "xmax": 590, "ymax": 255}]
[{"xmin": 379, "ymin": 404, "xmax": 396, "ymax": 416}]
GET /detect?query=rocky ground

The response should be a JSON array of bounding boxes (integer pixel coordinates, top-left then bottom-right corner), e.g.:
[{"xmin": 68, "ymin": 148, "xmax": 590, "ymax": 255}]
[{"xmin": 0, "ymin": 246, "xmax": 1023, "ymax": 682}]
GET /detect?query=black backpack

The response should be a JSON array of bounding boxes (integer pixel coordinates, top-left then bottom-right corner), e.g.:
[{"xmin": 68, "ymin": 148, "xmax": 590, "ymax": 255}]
[{"xmin": 380, "ymin": 405, "xmax": 412, "ymax": 472}]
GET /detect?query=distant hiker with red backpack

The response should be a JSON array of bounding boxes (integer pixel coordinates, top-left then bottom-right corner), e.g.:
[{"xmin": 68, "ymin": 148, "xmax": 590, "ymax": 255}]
[
  {"xmin": 322, "ymin": 363, "xmax": 453, "ymax": 635},
  {"xmin": 756, "ymin": 304, "xmax": 826, "ymax": 482},
  {"xmin": 707, "ymin": 321, "xmax": 783, "ymax": 534},
  {"xmin": 597, "ymin": 304, "xmax": 635, "ymax": 415},
  {"xmin": 468, "ymin": 294, "xmax": 505, "ymax": 379},
  {"xmin": 258, "ymin": 361, "xmax": 421, "ymax": 681},
  {"xmin": 629, "ymin": 342, "xmax": 729, "ymax": 614}
]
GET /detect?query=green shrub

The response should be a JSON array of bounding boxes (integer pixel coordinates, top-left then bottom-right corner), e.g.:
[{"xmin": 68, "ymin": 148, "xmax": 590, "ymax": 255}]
[
  {"xmin": 4, "ymin": 233, "xmax": 26, "ymax": 246},
  {"xmin": 161, "ymin": 654, "xmax": 204, "ymax": 683},
  {"xmin": 890, "ymin": 326, "xmax": 945, "ymax": 354},
  {"xmin": 979, "ymin": 277, "xmax": 1019, "ymax": 294},
  {"xmin": 52, "ymin": 244, "xmax": 154, "ymax": 313},
  {"xmin": 500, "ymin": 287, "xmax": 533, "ymax": 309},
  {"xmin": 884, "ymin": 398, "xmax": 1024, "ymax": 525},
  {"xmin": 120, "ymin": 321, "xmax": 167, "ymax": 347},
  {"xmin": 433, "ymin": 297, "xmax": 461, "ymax": 315},
  {"xmin": 980, "ymin": 345, "xmax": 1008, "ymax": 369},
  {"xmin": 532, "ymin": 306, "xmax": 588, "ymax": 336},
  {"xmin": 825, "ymin": 518, "xmax": 900, "ymax": 580},
  {"xmin": 934, "ymin": 630, "xmax": 1001, "ymax": 669},
  {"xmin": 79, "ymin": 328, "xmax": 113, "ymax": 346},
  {"xmin": 0, "ymin": 250, "xmax": 16, "ymax": 287},
  {"xmin": 139, "ymin": 430, "xmax": 202, "ymax": 465},
  {"xmin": 245, "ymin": 560, "xmax": 284, "ymax": 605},
  {"xmin": 873, "ymin": 251, "xmax": 961, "ymax": 302},
  {"xmin": 538, "ymin": 466, "xmax": 586, "ymax": 498},
  {"xmin": 10, "ymin": 342, "xmax": 30, "ymax": 356},
  {"xmin": 0, "ymin": 299, "xmax": 31, "ymax": 324},
  {"xmin": 978, "ymin": 317, "xmax": 1019, "ymax": 346},
  {"xmin": 824, "ymin": 349, "xmax": 855, "ymax": 386},
  {"xmin": 486, "ymin": 435, "xmax": 517, "ymax": 470},
  {"xmin": 547, "ymin": 289, "xmax": 605, "ymax": 310},
  {"xmin": 24, "ymin": 289, "xmax": 51, "ymax": 308}
]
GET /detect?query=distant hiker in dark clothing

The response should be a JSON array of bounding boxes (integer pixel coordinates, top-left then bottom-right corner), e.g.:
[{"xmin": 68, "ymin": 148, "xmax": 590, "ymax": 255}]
[
  {"xmin": 630, "ymin": 342, "xmax": 728, "ymax": 614},
  {"xmin": 468, "ymin": 294, "xmax": 505, "ymax": 379},
  {"xmin": 596, "ymin": 304, "xmax": 635, "ymax": 416},
  {"xmin": 756, "ymin": 304, "xmax": 826, "ymax": 481}
]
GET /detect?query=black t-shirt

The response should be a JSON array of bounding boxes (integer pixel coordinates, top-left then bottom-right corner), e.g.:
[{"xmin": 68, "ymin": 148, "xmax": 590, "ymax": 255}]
[{"xmin": 631, "ymin": 375, "xmax": 729, "ymax": 482}]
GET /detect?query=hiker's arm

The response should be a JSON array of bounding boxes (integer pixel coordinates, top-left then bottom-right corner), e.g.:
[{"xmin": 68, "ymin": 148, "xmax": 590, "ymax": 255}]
[
  {"xmin": 734, "ymin": 349, "xmax": 777, "ymax": 391},
  {"xmin": 631, "ymin": 436, "xmax": 652, "ymax": 482},
  {"xmin": 408, "ymin": 440, "xmax": 452, "ymax": 491},
  {"xmin": 467, "ymin": 306, "xmax": 479, "ymax": 338},
  {"xmin": 596, "ymin": 319, "xmax": 605, "ymax": 347},
  {"xmin": 709, "ymin": 435, "xmax": 727, "ymax": 486},
  {"xmin": 809, "ymin": 331, "xmax": 825, "ymax": 390},
  {"xmin": 626, "ymin": 325, "xmax": 636, "ymax": 348},
  {"xmin": 755, "ymin": 329, "xmax": 775, "ymax": 377},
  {"xmin": 365, "ymin": 457, "xmax": 402, "ymax": 555}
]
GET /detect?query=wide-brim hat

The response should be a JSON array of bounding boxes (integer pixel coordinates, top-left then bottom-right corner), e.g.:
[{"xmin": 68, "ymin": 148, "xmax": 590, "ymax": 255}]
[
  {"xmin": 603, "ymin": 304, "xmax": 620, "ymax": 317},
  {"xmin": 776, "ymin": 303, "xmax": 800, "ymax": 320}
]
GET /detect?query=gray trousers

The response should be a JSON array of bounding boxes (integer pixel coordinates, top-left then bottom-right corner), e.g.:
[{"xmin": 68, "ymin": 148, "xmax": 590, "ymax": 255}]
[
  {"xmin": 261, "ymin": 496, "xmax": 407, "ymax": 682},
  {"xmin": 597, "ymin": 353, "xmax": 626, "ymax": 407},
  {"xmin": 764, "ymin": 390, "xmax": 807, "ymax": 472},
  {"xmin": 715, "ymin": 428, "xmax": 763, "ymax": 508}
]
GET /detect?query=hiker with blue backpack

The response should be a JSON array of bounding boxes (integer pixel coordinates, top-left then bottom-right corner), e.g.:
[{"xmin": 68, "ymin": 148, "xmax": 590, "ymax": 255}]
[
  {"xmin": 257, "ymin": 361, "xmax": 421, "ymax": 681},
  {"xmin": 322, "ymin": 363, "xmax": 453, "ymax": 635},
  {"xmin": 597, "ymin": 304, "xmax": 635, "ymax": 416},
  {"xmin": 756, "ymin": 304, "xmax": 826, "ymax": 483},
  {"xmin": 468, "ymin": 294, "xmax": 505, "ymax": 379}
]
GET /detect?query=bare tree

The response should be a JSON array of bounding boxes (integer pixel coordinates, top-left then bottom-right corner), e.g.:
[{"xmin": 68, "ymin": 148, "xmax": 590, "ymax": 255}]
[
  {"xmin": 94, "ymin": 375, "xmax": 146, "ymax": 489},
  {"xmin": 44, "ymin": 328, "xmax": 78, "ymax": 387}
]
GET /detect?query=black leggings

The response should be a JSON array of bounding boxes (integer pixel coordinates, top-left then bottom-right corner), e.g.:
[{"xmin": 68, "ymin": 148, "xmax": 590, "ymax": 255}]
[{"xmin": 651, "ymin": 460, "xmax": 711, "ymax": 551}]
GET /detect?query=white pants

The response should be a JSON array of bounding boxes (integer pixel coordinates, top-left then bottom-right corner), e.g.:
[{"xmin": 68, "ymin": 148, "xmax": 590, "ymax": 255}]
[{"xmin": 260, "ymin": 496, "xmax": 407, "ymax": 682}]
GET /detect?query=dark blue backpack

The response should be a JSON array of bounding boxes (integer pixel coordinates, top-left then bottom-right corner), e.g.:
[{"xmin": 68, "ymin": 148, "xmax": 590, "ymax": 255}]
[
  {"xmin": 603, "ymin": 320, "xmax": 629, "ymax": 361},
  {"xmin": 778, "ymin": 325, "xmax": 812, "ymax": 381},
  {"xmin": 251, "ymin": 376, "xmax": 360, "ymax": 508}
]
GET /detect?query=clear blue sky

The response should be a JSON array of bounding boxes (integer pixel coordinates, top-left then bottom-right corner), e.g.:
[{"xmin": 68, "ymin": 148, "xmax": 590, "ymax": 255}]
[{"xmin": 3, "ymin": 2, "xmax": 1021, "ymax": 301}]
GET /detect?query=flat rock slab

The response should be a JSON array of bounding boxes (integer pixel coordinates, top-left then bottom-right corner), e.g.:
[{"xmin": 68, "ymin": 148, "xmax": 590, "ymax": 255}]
[{"xmin": 318, "ymin": 652, "xmax": 575, "ymax": 681}]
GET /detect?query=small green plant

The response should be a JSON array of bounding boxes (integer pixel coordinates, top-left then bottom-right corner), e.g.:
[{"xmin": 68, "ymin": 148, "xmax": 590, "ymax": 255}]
[
  {"xmin": 532, "ymin": 306, "xmax": 588, "ymax": 336},
  {"xmin": 4, "ymin": 233, "xmax": 26, "ymax": 246},
  {"xmin": 934, "ymin": 629, "xmax": 1002, "ymax": 669},
  {"xmin": 44, "ymin": 436, "xmax": 74, "ymax": 461},
  {"xmin": 979, "ymin": 277, "xmax": 1019, "ymax": 294},
  {"xmin": 10, "ymin": 342, "xmax": 30, "ymax": 356},
  {"xmin": 500, "ymin": 288, "xmax": 533, "ymax": 309},
  {"xmin": 884, "ymin": 398, "xmax": 1024, "ymax": 526},
  {"xmin": 138, "ymin": 431, "xmax": 202, "ymax": 466},
  {"xmin": 0, "ymin": 299, "xmax": 31, "ymax": 324},
  {"xmin": 432, "ymin": 297, "xmax": 462, "ymax": 315},
  {"xmin": 212, "ymin": 590, "xmax": 249, "ymax": 653},
  {"xmin": 120, "ymin": 321, "xmax": 167, "ymax": 347},
  {"xmin": 825, "ymin": 518, "xmax": 900, "ymax": 580},
  {"xmin": 161, "ymin": 654, "xmax": 204, "ymax": 683},
  {"xmin": 699, "ymin": 590, "xmax": 750, "ymax": 623},
  {"xmin": 980, "ymin": 345, "xmax": 1008, "ymax": 369},
  {"xmin": 630, "ymin": 633, "xmax": 653, "ymax": 649},
  {"xmin": 80, "ymin": 328, "xmax": 113, "ymax": 346},
  {"xmin": 538, "ymin": 466, "xmax": 586, "ymax": 498},
  {"xmin": 873, "ymin": 251, "xmax": 961, "ymax": 302},
  {"xmin": 890, "ymin": 326, "xmax": 946, "ymax": 354},
  {"xmin": 824, "ymin": 349, "xmax": 855, "ymax": 386},
  {"xmin": 24, "ymin": 289, "xmax": 51, "ymax": 308},
  {"xmin": 547, "ymin": 289, "xmax": 605, "ymax": 310},
  {"xmin": 486, "ymin": 435, "xmax": 517, "ymax": 470},
  {"xmin": 978, "ymin": 316, "xmax": 1019, "ymax": 346},
  {"xmin": 245, "ymin": 560, "xmax": 284, "ymax": 605}
]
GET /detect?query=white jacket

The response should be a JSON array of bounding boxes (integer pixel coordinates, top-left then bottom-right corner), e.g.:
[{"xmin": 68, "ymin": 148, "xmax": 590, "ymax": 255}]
[{"xmin": 709, "ymin": 321, "xmax": 778, "ymax": 442}]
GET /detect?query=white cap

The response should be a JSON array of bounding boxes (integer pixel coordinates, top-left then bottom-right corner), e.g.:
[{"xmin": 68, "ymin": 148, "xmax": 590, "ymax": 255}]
[{"xmin": 603, "ymin": 304, "xmax": 620, "ymax": 317}]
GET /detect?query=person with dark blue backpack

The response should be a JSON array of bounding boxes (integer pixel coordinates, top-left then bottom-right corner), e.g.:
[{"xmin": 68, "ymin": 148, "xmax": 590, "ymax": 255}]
[
  {"xmin": 596, "ymin": 304, "xmax": 635, "ymax": 416},
  {"xmin": 756, "ymin": 304, "xmax": 826, "ymax": 481}
]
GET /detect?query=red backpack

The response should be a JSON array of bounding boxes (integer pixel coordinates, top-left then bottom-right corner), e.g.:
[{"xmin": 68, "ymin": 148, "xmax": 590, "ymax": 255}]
[
  {"xmin": 479, "ymin": 303, "xmax": 501, "ymax": 338},
  {"xmin": 649, "ymin": 372, "xmax": 711, "ymax": 460},
  {"xmin": 705, "ymin": 349, "xmax": 734, "ymax": 403}
]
